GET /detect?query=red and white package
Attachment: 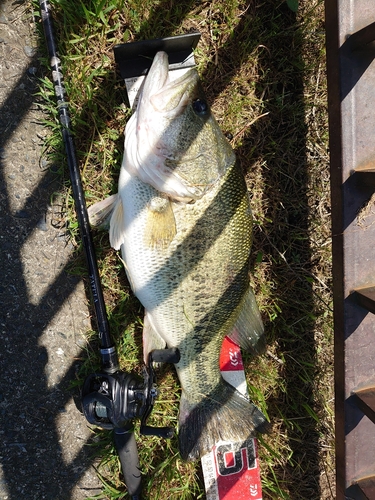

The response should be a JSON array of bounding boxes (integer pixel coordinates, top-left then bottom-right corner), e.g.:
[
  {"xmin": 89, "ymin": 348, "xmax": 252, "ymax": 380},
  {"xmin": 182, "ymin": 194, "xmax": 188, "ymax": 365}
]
[{"xmin": 201, "ymin": 337, "xmax": 262, "ymax": 500}]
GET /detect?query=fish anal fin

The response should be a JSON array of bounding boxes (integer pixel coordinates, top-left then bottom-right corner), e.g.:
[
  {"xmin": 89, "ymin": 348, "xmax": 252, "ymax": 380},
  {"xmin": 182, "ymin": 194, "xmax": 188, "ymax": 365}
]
[
  {"xmin": 88, "ymin": 193, "xmax": 118, "ymax": 230},
  {"xmin": 228, "ymin": 286, "xmax": 266, "ymax": 356},
  {"xmin": 142, "ymin": 311, "xmax": 167, "ymax": 364},
  {"xmin": 144, "ymin": 195, "xmax": 176, "ymax": 249},
  {"xmin": 109, "ymin": 196, "xmax": 125, "ymax": 250}
]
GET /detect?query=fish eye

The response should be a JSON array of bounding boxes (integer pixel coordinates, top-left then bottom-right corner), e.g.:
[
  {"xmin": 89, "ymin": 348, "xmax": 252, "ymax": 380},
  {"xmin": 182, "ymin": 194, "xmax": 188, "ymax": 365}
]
[{"xmin": 192, "ymin": 99, "xmax": 208, "ymax": 115}]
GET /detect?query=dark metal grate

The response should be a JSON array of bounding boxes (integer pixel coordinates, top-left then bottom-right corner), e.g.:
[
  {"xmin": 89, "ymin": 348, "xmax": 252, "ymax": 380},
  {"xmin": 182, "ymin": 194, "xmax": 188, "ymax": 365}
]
[{"xmin": 325, "ymin": 1, "xmax": 375, "ymax": 498}]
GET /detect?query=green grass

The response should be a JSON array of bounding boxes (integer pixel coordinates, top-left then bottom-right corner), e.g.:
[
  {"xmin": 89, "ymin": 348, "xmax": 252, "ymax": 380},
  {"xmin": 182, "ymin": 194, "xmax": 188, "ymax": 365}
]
[{"xmin": 35, "ymin": 0, "xmax": 333, "ymax": 498}]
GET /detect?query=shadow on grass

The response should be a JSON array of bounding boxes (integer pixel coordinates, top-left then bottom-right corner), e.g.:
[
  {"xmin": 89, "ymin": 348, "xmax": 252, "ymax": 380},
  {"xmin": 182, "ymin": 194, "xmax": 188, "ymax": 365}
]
[{"xmin": 249, "ymin": 5, "xmax": 322, "ymax": 499}]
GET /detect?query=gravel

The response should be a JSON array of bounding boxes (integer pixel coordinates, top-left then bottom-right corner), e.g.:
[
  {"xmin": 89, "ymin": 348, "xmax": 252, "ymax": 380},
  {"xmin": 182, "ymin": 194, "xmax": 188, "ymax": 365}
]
[{"xmin": 0, "ymin": 2, "xmax": 102, "ymax": 498}]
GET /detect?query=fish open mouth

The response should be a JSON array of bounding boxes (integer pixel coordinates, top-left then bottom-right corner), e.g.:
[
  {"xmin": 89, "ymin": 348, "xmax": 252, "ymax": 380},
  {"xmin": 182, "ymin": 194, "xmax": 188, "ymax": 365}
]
[
  {"xmin": 150, "ymin": 70, "xmax": 199, "ymax": 114},
  {"xmin": 143, "ymin": 51, "xmax": 199, "ymax": 115}
]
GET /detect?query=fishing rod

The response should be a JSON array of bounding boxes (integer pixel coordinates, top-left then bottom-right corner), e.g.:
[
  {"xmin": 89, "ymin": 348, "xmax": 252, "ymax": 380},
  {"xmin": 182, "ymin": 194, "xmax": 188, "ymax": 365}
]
[{"xmin": 39, "ymin": 2, "xmax": 179, "ymax": 498}]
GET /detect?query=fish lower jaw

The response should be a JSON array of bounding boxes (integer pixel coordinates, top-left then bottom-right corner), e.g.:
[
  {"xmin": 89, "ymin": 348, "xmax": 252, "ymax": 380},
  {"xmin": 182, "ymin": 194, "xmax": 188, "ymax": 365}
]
[{"xmin": 132, "ymin": 163, "xmax": 201, "ymax": 202}]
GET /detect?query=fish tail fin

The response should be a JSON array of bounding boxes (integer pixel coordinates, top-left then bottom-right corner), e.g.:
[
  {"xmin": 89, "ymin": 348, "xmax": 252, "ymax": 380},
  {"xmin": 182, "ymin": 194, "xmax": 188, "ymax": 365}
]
[{"xmin": 178, "ymin": 379, "xmax": 269, "ymax": 461}]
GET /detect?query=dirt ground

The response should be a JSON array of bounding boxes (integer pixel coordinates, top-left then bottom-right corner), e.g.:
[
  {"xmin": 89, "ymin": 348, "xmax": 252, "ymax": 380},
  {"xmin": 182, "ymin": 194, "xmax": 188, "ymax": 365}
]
[{"xmin": 0, "ymin": 1, "xmax": 102, "ymax": 498}]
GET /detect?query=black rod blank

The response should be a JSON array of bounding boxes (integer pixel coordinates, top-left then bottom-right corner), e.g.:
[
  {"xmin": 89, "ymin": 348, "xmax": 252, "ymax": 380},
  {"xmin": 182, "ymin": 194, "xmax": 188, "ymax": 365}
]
[
  {"xmin": 39, "ymin": 0, "xmax": 116, "ymax": 364},
  {"xmin": 39, "ymin": 6, "xmax": 144, "ymax": 497}
]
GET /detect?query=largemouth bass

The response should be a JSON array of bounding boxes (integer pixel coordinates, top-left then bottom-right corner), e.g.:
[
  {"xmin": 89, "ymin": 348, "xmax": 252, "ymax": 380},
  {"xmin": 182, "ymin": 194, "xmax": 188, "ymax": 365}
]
[{"xmin": 90, "ymin": 51, "xmax": 268, "ymax": 461}]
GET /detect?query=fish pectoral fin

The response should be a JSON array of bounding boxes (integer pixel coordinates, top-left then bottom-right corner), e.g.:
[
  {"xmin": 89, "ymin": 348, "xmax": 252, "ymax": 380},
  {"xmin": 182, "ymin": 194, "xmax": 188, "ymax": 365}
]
[
  {"xmin": 144, "ymin": 195, "xmax": 176, "ymax": 249},
  {"xmin": 228, "ymin": 286, "xmax": 266, "ymax": 356},
  {"xmin": 87, "ymin": 193, "xmax": 118, "ymax": 230},
  {"xmin": 142, "ymin": 311, "xmax": 167, "ymax": 364},
  {"xmin": 109, "ymin": 195, "xmax": 125, "ymax": 250}
]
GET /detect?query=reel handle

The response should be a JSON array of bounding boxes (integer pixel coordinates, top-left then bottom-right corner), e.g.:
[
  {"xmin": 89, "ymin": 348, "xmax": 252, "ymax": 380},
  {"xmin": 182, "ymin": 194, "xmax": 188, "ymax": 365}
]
[
  {"xmin": 150, "ymin": 347, "xmax": 180, "ymax": 364},
  {"xmin": 140, "ymin": 425, "xmax": 174, "ymax": 439}
]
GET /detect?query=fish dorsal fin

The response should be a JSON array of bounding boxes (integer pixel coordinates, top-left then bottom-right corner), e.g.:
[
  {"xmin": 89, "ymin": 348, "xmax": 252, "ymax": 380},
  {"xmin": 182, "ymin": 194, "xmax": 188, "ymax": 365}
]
[
  {"xmin": 144, "ymin": 195, "xmax": 176, "ymax": 249},
  {"xmin": 87, "ymin": 193, "xmax": 118, "ymax": 230},
  {"xmin": 109, "ymin": 195, "xmax": 125, "ymax": 251},
  {"xmin": 228, "ymin": 286, "xmax": 266, "ymax": 356}
]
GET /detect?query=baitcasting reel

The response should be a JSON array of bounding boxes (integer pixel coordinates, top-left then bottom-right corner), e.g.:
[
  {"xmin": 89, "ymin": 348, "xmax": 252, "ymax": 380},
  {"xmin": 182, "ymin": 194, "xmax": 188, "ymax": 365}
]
[
  {"xmin": 82, "ymin": 347, "xmax": 180, "ymax": 438},
  {"xmin": 81, "ymin": 347, "xmax": 180, "ymax": 499}
]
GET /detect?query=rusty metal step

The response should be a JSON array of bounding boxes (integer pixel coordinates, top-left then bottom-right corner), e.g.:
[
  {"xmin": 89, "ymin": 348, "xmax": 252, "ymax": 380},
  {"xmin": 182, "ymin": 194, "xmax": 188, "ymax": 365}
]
[
  {"xmin": 352, "ymin": 385, "xmax": 375, "ymax": 425},
  {"xmin": 355, "ymin": 161, "xmax": 375, "ymax": 174},
  {"xmin": 353, "ymin": 286, "xmax": 375, "ymax": 315},
  {"xmin": 355, "ymin": 475, "xmax": 375, "ymax": 499},
  {"xmin": 347, "ymin": 475, "xmax": 375, "ymax": 500},
  {"xmin": 347, "ymin": 20, "xmax": 375, "ymax": 49}
]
